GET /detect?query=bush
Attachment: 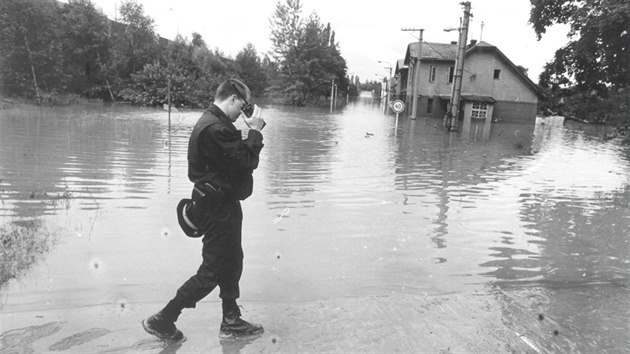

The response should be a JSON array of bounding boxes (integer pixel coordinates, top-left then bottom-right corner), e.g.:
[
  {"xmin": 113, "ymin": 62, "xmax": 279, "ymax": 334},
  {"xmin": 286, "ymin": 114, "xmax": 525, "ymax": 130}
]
[
  {"xmin": 0, "ymin": 220, "xmax": 60, "ymax": 287},
  {"xmin": 542, "ymin": 86, "xmax": 630, "ymax": 126}
]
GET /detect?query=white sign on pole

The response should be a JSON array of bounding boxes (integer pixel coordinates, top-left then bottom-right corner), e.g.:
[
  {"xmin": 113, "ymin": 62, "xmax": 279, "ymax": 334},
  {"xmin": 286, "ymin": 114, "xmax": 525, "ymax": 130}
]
[{"xmin": 391, "ymin": 99, "xmax": 405, "ymax": 114}]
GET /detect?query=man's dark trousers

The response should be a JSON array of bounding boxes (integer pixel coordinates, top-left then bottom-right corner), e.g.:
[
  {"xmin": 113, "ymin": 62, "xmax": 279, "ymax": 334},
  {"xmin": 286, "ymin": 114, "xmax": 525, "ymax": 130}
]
[{"xmin": 162, "ymin": 199, "xmax": 243, "ymax": 321}]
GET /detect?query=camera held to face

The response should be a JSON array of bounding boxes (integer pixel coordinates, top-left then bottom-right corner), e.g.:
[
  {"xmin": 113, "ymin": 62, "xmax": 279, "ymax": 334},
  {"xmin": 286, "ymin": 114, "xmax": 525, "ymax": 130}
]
[
  {"xmin": 243, "ymin": 104, "xmax": 265, "ymax": 130},
  {"xmin": 241, "ymin": 103, "xmax": 254, "ymax": 118}
]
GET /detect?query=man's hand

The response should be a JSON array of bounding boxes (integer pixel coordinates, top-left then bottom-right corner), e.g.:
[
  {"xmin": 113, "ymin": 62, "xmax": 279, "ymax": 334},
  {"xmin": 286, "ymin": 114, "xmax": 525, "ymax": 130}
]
[{"xmin": 243, "ymin": 105, "xmax": 266, "ymax": 131}]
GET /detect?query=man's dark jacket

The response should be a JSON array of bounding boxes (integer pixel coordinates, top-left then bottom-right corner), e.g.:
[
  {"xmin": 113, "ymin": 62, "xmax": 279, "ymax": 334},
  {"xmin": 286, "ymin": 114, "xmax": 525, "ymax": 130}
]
[{"xmin": 187, "ymin": 104, "xmax": 264, "ymax": 200}]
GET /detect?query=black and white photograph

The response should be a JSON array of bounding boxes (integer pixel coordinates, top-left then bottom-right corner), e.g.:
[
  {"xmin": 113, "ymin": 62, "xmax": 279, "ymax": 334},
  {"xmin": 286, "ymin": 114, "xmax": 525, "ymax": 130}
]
[{"xmin": 1, "ymin": 0, "xmax": 628, "ymax": 353}]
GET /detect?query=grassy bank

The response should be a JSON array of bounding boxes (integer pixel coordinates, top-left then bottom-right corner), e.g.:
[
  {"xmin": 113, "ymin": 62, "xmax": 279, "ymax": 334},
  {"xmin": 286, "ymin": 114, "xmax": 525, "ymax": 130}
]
[{"xmin": 0, "ymin": 220, "xmax": 60, "ymax": 289}]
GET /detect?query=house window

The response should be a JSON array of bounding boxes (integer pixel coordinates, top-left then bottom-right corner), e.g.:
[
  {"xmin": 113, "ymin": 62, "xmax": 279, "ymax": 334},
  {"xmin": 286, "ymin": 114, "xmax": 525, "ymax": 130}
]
[
  {"xmin": 471, "ymin": 102, "xmax": 488, "ymax": 119},
  {"xmin": 448, "ymin": 67, "xmax": 454, "ymax": 83},
  {"xmin": 429, "ymin": 66, "xmax": 437, "ymax": 82},
  {"xmin": 427, "ymin": 98, "xmax": 433, "ymax": 113},
  {"xmin": 493, "ymin": 69, "xmax": 501, "ymax": 79}
]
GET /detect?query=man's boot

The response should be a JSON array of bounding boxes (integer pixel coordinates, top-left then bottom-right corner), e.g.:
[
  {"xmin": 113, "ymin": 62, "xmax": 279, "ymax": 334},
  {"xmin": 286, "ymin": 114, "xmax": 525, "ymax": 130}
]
[
  {"xmin": 219, "ymin": 302, "xmax": 264, "ymax": 340},
  {"xmin": 142, "ymin": 311, "xmax": 186, "ymax": 342}
]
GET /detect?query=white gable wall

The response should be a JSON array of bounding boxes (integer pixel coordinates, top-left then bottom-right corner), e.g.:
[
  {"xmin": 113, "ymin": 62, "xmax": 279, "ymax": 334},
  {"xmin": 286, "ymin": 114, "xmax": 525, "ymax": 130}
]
[{"xmin": 462, "ymin": 51, "xmax": 538, "ymax": 103}]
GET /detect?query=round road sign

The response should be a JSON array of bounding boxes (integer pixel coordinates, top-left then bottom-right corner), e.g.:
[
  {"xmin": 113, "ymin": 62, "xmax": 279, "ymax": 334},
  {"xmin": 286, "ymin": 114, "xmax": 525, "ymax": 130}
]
[{"xmin": 391, "ymin": 99, "xmax": 405, "ymax": 114}]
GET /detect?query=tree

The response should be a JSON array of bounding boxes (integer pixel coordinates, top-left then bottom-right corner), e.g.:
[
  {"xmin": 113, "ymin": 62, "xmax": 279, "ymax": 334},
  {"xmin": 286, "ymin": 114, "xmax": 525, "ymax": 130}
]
[
  {"xmin": 0, "ymin": 0, "xmax": 64, "ymax": 98},
  {"xmin": 191, "ymin": 32, "xmax": 206, "ymax": 49},
  {"xmin": 59, "ymin": 0, "xmax": 112, "ymax": 97},
  {"xmin": 162, "ymin": 35, "xmax": 203, "ymax": 106},
  {"xmin": 0, "ymin": 1, "xmax": 254, "ymax": 105},
  {"xmin": 530, "ymin": 0, "xmax": 629, "ymax": 91},
  {"xmin": 515, "ymin": 65, "xmax": 529, "ymax": 76},
  {"xmin": 261, "ymin": 54, "xmax": 280, "ymax": 94},
  {"xmin": 235, "ymin": 44, "xmax": 267, "ymax": 97},
  {"xmin": 293, "ymin": 15, "xmax": 347, "ymax": 103},
  {"xmin": 191, "ymin": 42, "xmax": 234, "ymax": 101},
  {"xmin": 122, "ymin": 34, "xmax": 211, "ymax": 107},
  {"xmin": 111, "ymin": 0, "xmax": 158, "ymax": 81},
  {"xmin": 269, "ymin": 0, "xmax": 303, "ymax": 61},
  {"xmin": 268, "ymin": 1, "xmax": 347, "ymax": 105}
]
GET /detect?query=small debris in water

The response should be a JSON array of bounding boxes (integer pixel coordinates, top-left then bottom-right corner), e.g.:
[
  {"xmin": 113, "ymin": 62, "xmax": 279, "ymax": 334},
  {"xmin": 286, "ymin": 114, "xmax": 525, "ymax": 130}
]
[
  {"xmin": 90, "ymin": 258, "xmax": 103, "ymax": 271},
  {"xmin": 272, "ymin": 337, "xmax": 277, "ymax": 344},
  {"xmin": 273, "ymin": 208, "xmax": 291, "ymax": 224},
  {"xmin": 538, "ymin": 314, "xmax": 544, "ymax": 321},
  {"xmin": 553, "ymin": 330, "xmax": 560, "ymax": 336}
]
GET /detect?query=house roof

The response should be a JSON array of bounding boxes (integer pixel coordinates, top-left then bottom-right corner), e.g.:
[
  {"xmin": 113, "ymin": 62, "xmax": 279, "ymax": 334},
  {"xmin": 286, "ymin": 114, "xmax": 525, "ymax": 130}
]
[
  {"xmin": 461, "ymin": 94, "xmax": 497, "ymax": 103},
  {"xmin": 438, "ymin": 94, "xmax": 496, "ymax": 103},
  {"xmin": 404, "ymin": 42, "xmax": 458, "ymax": 65},
  {"xmin": 395, "ymin": 59, "xmax": 407, "ymax": 73}
]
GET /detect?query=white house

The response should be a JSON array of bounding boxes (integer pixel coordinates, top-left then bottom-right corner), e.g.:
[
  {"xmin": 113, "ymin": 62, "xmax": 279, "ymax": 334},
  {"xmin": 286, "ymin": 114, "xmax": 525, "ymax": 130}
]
[{"xmin": 399, "ymin": 40, "xmax": 541, "ymax": 124}]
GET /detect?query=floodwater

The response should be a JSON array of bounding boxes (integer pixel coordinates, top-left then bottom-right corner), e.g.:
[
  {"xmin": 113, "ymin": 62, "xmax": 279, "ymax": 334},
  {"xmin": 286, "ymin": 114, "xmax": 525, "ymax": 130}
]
[{"xmin": 1, "ymin": 99, "xmax": 629, "ymax": 353}]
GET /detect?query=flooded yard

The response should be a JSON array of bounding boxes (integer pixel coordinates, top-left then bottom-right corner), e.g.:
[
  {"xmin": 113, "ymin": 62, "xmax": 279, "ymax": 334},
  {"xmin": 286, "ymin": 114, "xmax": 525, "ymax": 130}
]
[{"xmin": 1, "ymin": 100, "xmax": 629, "ymax": 353}]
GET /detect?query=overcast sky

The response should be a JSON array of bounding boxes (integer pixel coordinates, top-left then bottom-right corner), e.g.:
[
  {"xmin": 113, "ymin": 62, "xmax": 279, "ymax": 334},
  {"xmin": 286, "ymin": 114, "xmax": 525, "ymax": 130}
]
[{"xmin": 88, "ymin": 0, "xmax": 570, "ymax": 83}]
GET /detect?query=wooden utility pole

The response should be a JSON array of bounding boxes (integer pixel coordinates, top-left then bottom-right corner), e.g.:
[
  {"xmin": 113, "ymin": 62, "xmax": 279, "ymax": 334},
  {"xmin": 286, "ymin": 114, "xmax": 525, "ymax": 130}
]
[
  {"xmin": 333, "ymin": 83, "xmax": 338, "ymax": 111},
  {"xmin": 330, "ymin": 80, "xmax": 335, "ymax": 113},
  {"xmin": 401, "ymin": 28, "xmax": 423, "ymax": 119},
  {"xmin": 346, "ymin": 84, "xmax": 349, "ymax": 104},
  {"xmin": 97, "ymin": 50, "xmax": 115, "ymax": 101},
  {"xmin": 445, "ymin": 2, "xmax": 471, "ymax": 131},
  {"xmin": 20, "ymin": 29, "xmax": 40, "ymax": 101},
  {"xmin": 167, "ymin": 76, "xmax": 172, "ymax": 145},
  {"xmin": 384, "ymin": 66, "xmax": 392, "ymax": 112}
]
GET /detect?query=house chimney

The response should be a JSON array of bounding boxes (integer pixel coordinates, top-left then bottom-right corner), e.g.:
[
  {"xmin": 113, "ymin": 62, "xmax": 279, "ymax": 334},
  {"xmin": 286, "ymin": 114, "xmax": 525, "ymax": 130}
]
[{"xmin": 451, "ymin": 41, "xmax": 457, "ymax": 45}]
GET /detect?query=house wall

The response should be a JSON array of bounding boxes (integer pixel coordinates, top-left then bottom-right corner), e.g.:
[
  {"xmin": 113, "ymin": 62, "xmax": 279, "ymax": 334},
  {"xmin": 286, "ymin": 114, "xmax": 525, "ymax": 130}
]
[
  {"xmin": 417, "ymin": 60, "xmax": 454, "ymax": 97},
  {"xmin": 411, "ymin": 60, "xmax": 453, "ymax": 118},
  {"xmin": 462, "ymin": 52, "xmax": 538, "ymax": 104},
  {"xmin": 415, "ymin": 96, "xmax": 448, "ymax": 118},
  {"xmin": 493, "ymin": 101, "xmax": 538, "ymax": 122},
  {"xmin": 396, "ymin": 70, "xmax": 409, "ymax": 99}
]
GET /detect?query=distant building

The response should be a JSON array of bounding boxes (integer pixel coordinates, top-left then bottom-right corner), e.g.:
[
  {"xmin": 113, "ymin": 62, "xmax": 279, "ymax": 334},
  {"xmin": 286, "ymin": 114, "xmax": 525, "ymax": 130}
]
[
  {"xmin": 393, "ymin": 59, "xmax": 408, "ymax": 102},
  {"xmin": 398, "ymin": 40, "xmax": 541, "ymax": 123}
]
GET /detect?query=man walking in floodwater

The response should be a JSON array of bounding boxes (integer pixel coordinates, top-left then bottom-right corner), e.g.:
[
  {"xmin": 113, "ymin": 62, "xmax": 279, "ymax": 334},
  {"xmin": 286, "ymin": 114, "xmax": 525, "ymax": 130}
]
[{"xmin": 143, "ymin": 78, "xmax": 266, "ymax": 342}]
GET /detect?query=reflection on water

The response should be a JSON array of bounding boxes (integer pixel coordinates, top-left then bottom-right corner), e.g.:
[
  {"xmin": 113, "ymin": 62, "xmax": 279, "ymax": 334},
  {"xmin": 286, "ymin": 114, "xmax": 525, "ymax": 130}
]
[{"xmin": 1, "ymin": 100, "xmax": 629, "ymax": 351}]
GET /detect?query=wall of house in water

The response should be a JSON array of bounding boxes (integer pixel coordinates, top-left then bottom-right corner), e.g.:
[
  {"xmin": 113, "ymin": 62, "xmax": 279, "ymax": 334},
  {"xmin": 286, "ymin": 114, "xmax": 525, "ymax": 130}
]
[{"xmin": 464, "ymin": 51, "xmax": 538, "ymax": 122}]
